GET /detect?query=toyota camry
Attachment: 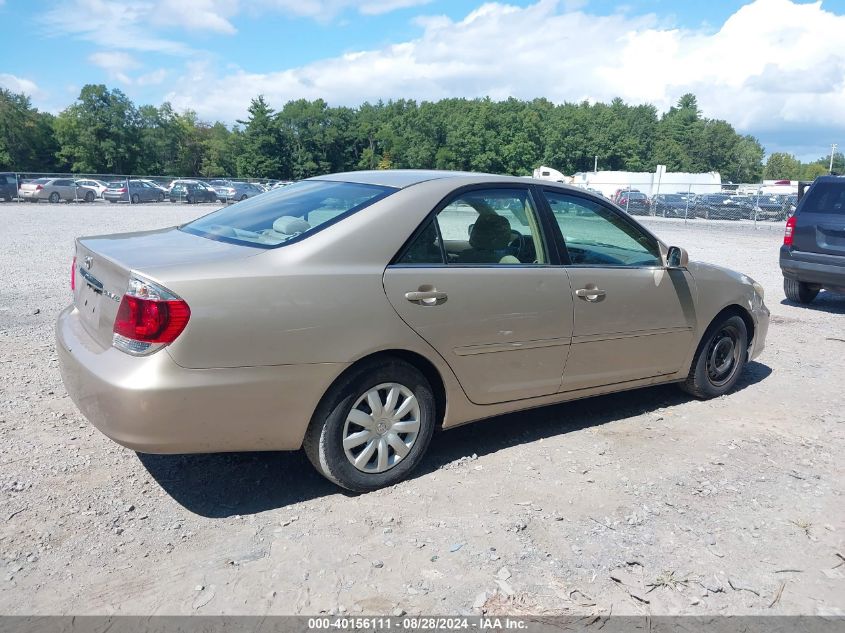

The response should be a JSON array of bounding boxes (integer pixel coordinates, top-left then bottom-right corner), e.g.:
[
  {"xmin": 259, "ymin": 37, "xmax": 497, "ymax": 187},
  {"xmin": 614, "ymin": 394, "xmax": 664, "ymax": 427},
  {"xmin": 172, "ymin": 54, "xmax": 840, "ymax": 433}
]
[{"xmin": 57, "ymin": 170, "xmax": 769, "ymax": 491}]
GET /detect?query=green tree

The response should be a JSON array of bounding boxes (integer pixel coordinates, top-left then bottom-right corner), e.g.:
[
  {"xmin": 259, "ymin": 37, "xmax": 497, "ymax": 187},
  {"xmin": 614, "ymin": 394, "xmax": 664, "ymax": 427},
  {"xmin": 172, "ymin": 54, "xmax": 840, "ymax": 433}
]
[
  {"xmin": 236, "ymin": 96, "xmax": 286, "ymax": 178},
  {"xmin": 763, "ymin": 152, "xmax": 802, "ymax": 180},
  {"xmin": 0, "ymin": 89, "xmax": 60, "ymax": 172},
  {"xmin": 54, "ymin": 84, "xmax": 140, "ymax": 173}
]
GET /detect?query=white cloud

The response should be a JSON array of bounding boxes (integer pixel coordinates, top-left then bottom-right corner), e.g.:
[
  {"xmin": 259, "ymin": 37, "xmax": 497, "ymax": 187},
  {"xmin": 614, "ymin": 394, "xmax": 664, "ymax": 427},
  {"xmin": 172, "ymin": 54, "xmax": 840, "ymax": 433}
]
[
  {"xmin": 46, "ymin": 0, "xmax": 195, "ymax": 55},
  {"xmin": 359, "ymin": 0, "xmax": 433, "ymax": 16},
  {"xmin": 160, "ymin": 0, "xmax": 844, "ymax": 152},
  {"xmin": 88, "ymin": 51, "xmax": 140, "ymax": 71},
  {"xmin": 136, "ymin": 69, "xmax": 169, "ymax": 86},
  {"xmin": 48, "ymin": 0, "xmax": 436, "ymax": 43},
  {"xmin": 88, "ymin": 51, "xmax": 141, "ymax": 84},
  {"xmin": 0, "ymin": 74, "xmax": 44, "ymax": 99}
]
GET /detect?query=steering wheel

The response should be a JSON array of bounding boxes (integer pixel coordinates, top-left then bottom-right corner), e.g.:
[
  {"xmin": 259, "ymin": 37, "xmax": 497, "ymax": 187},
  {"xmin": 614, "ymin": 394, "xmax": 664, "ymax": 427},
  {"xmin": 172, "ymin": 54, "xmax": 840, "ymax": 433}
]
[{"xmin": 507, "ymin": 230, "xmax": 525, "ymax": 260}]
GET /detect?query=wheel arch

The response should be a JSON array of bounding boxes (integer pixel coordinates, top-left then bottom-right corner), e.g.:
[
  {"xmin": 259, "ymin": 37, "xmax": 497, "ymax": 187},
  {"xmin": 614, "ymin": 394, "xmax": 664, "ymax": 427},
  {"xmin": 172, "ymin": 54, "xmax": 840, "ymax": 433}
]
[
  {"xmin": 702, "ymin": 303, "xmax": 755, "ymax": 354},
  {"xmin": 313, "ymin": 349, "xmax": 448, "ymax": 433}
]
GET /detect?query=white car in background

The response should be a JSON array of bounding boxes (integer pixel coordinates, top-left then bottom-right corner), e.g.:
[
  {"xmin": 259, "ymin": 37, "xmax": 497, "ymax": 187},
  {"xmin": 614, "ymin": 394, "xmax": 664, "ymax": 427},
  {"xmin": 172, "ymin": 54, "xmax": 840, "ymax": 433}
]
[{"xmin": 74, "ymin": 179, "xmax": 109, "ymax": 198}]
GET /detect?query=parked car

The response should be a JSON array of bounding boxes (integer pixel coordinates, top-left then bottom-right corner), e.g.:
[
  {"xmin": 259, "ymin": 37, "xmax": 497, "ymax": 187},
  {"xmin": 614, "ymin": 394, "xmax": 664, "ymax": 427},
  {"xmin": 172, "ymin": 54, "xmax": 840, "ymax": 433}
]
[
  {"xmin": 617, "ymin": 191, "xmax": 651, "ymax": 215},
  {"xmin": 612, "ymin": 187, "xmax": 641, "ymax": 204},
  {"xmin": 18, "ymin": 177, "xmax": 98, "ymax": 203},
  {"xmin": 57, "ymin": 170, "xmax": 769, "ymax": 492},
  {"xmin": 0, "ymin": 172, "xmax": 17, "ymax": 201},
  {"xmin": 74, "ymin": 179, "xmax": 109, "ymax": 198},
  {"xmin": 213, "ymin": 180, "xmax": 265, "ymax": 202},
  {"xmin": 780, "ymin": 176, "xmax": 845, "ymax": 303},
  {"xmin": 752, "ymin": 194, "xmax": 793, "ymax": 221},
  {"xmin": 103, "ymin": 180, "xmax": 166, "ymax": 204},
  {"xmin": 694, "ymin": 194, "xmax": 754, "ymax": 220},
  {"xmin": 651, "ymin": 193, "xmax": 692, "ymax": 218},
  {"xmin": 169, "ymin": 180, "xmax": 218, "ymax": 204},
  {"xmin": 137, "ymin": 179, "xmax": 168, "ymax": 194}
]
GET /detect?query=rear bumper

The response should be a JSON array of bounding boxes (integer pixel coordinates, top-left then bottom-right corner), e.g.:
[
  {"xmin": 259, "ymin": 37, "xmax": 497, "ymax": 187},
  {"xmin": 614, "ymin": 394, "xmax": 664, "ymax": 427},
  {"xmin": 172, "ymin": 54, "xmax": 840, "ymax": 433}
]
[
  {"xmin": 780, "ymin": 246, "xmax": 845, "ymax": 289},
  {"xmin": 56, "ymin": 305, "xmax": 346, "ymax": 454}
]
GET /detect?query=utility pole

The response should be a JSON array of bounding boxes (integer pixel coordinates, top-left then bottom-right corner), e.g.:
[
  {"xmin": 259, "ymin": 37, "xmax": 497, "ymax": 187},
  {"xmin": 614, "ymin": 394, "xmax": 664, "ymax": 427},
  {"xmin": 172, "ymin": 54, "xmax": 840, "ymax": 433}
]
[{"xmin": 830, "ymin": 143, "xmax": 838, "ymax": 174}]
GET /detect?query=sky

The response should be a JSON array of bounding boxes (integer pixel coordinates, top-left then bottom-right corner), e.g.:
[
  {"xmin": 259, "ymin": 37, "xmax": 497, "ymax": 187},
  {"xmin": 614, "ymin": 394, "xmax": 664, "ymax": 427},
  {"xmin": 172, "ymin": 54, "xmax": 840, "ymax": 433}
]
[{"xmin": 1, "ymin": 0, "xmax": 844, "ymax": 161}]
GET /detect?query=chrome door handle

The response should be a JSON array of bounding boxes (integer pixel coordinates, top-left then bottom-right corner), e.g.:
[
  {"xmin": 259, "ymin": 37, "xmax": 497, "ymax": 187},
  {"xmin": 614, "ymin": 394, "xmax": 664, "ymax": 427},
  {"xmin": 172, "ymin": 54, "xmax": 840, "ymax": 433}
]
[
  {"xmin": 575, "ymin": 287, "xmax": 606, "ymax": 302},
  {"xmin": 405, "ymin": 290, "xmax": 448, "ymax": 305}
]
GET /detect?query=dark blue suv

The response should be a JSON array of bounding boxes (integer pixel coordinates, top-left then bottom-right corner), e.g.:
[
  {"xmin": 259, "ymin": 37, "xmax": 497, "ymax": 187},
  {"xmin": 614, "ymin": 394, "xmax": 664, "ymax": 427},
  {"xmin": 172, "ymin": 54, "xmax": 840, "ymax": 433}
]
[
  {"xmin": 780, "ymin": 176, "xmax": 845, "ymax": 303},
  {"xmin": 0, "ymin": 173, "xmax": 17, "ymax": 202}
]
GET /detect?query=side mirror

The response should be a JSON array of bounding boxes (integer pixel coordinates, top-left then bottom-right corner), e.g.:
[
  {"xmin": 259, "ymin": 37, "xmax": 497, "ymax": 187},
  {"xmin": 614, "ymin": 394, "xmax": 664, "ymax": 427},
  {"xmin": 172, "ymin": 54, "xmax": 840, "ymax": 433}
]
[{"xmin": 666, "ymin": 246, "xmax": 689, "ymax": 269}]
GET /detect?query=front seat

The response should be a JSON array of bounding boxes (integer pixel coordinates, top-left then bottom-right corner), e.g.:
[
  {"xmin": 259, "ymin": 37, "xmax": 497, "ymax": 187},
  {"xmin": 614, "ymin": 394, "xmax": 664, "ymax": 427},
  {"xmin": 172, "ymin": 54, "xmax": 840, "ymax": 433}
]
[{"xmin": 456, "ymin": 213, "xmax": 515, "ymax": 264}]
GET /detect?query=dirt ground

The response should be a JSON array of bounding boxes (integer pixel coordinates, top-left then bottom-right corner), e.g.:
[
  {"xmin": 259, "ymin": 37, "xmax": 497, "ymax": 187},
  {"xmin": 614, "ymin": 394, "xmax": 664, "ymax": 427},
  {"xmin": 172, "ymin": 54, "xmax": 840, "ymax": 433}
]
[{"xmin": 0, "ymin": 202, "xmax": 842, "ymax": 616}]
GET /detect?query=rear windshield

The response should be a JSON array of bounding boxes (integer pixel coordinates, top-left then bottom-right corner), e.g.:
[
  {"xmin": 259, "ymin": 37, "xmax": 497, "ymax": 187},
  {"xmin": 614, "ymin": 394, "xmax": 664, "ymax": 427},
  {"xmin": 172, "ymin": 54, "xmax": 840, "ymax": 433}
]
[
  {"xmin": 181, "ymin": 180, "xmax": 396, "ymax": 248},
  {"xmin": 799, "ymin": 181, "xmax": 845, "ymax": 215}
]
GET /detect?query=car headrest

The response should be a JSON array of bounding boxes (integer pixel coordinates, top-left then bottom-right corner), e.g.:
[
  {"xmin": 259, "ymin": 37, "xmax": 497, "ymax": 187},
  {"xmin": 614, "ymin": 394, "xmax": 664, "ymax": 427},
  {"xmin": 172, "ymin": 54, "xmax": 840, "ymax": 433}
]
[
  {"xmin": 273, "ymin": 216, "xmax": 311, "ymax": 235},
  {"xmin": 469, "ymin": 213, "xmax": 511, "ymax": 250}
]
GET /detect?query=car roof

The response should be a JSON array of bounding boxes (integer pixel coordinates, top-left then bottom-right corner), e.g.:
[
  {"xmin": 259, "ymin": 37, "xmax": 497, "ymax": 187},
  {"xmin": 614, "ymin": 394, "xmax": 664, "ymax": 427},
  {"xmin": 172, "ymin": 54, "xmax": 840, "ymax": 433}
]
[{"xmin": 310, "ymin": 169, "xmax": 534, "ymax": 189}]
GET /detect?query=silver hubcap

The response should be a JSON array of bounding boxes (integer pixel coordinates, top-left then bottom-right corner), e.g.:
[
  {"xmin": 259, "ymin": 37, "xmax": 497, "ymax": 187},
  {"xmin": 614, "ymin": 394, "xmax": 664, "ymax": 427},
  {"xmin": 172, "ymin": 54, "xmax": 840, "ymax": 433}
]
[{"xmin": 342, "ymin": 382, "xmax": 420, "ymax": 474}]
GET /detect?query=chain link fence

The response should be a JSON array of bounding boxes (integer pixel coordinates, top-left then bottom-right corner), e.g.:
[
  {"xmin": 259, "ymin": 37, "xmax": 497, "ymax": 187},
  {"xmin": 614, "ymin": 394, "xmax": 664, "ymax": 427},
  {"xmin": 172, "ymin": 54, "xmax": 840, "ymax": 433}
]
[
  {"xmin": 567, "ymin": 181, "xmax": 798, "ymax": 229},
  {"xmin": 0, "ymin": 171, "xmax": 799, "ymax": 230},
  {"xmin": 0, "ymin": 172, "xmax": 290, "ymax": 205}
]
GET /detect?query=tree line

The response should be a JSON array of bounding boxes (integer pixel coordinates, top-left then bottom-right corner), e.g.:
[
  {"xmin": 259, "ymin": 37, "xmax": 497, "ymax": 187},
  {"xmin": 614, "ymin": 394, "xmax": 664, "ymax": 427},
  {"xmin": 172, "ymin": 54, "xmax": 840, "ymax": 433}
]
[{"xmin": 0, "ymin": 84, "xmax": 839, "ymax": 181}]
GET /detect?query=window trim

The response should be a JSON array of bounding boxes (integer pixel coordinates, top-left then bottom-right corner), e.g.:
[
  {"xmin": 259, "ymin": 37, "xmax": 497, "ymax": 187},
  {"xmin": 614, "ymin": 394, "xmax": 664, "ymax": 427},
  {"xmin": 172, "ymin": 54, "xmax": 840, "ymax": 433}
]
[
  {"xmin": 538, "ymin": 186, "xmax": 665, "ymax": 270},
  {"xmin": 390, "ymin": 183, "xmax": 560, "ymax": 268}
]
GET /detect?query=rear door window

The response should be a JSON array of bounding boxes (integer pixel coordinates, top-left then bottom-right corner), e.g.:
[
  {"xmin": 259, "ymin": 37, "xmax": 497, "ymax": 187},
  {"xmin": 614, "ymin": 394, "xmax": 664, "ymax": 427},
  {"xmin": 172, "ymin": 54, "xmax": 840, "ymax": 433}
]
[
  {"xmin": 397, "ymin": 188, "xmax": 548, "ymax": 265},
  {"xmin": 799, "ymin": 181, "xmax": 845, "ymax": 215}
]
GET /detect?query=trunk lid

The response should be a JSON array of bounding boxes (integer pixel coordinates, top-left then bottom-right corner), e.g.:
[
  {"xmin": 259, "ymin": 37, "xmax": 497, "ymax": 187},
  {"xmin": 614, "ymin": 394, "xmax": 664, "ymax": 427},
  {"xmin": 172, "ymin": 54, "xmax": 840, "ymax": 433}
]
[{"xmin": 73, "ymin": 227, "xmax": 260, "ymax": 348}]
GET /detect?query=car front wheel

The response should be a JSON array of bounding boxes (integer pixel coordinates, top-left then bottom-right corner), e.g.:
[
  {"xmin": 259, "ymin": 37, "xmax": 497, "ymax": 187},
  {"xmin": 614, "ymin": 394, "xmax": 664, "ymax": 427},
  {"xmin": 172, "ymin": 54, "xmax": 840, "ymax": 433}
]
[
  {"xmin": 784, "ymin": 278, "xmax": 819, "ymax": 304},
  {"xmin": 304, "ymin": 358, "xmax": 436, "ymax": 492},
  {"xmin": 680, "ymin": 314, "xmax": 748, "ymax": 399}
]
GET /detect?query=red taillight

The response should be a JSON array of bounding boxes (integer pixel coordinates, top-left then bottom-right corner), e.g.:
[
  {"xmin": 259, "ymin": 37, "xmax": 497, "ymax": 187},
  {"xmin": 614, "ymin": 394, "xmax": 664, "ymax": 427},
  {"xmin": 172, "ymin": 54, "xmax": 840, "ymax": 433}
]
[
  {"xmin": 36, "ymin": 184, "xmax": 43, "ymax": 191},
  {"xmin": 71, "ymin": 256, "xmax": 76, "ymax": 291},
  {"xmin": 783, "ymin": 215, "xmax": 796, "ymax": 246},
  {"xmin": 113, "ymin": 295, "xmax": 190, "ymax": 343},
  {"xmin": 118, "ymin": 187, "xmax": 127, "ymax": 193}
]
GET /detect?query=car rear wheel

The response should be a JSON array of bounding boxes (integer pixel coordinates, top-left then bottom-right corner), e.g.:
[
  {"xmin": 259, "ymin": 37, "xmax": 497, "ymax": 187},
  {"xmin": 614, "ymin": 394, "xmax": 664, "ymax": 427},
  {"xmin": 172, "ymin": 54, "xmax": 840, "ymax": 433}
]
[
  {"xmin": 240, "ymin": 194, "xmax": 247, "ymax": 201},
  {"xmin": 783, "ymin": 278, "xmax": 819, "ymax": 304},
  {"xmin": 84, "ymin": 191, "xmax": 95, "ymax": 203},
  {"xmin": 131, "ymin": 193, "xmax": 140, "ymax": 204},
  {"xmin": 304, "ymin": 358, "xmax": 436, "ymax": 492},
  {"xmin": 49, "ymin": 192, "xmax": 60, "ymax": 203},
  {"xmin": 157, "ymin": 192, "xmax": 164, "ymax": 202},
  {"xmin": 680, "ymin": 314, "xmax": 748, "ymax": 399}
]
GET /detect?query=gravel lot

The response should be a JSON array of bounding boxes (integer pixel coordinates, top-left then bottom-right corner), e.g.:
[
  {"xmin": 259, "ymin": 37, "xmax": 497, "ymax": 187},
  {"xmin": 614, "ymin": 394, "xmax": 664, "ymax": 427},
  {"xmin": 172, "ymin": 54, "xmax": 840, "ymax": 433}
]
[{"xmin": 0, "ymin": 202, "xmax": 842, "ymax": 616}]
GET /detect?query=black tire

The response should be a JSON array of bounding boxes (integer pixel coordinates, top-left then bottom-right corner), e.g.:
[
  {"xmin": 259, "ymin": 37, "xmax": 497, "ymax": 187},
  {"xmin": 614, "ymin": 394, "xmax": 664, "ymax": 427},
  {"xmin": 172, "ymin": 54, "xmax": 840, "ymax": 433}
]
[
  {"xmin": 303, "ymin": 358, "xmax": 437, "ymax": 492},
  {"xmin": 49, "ymin": 192, "xmax": 60, "ymax": 203},
  {"xmin": 108, "ymin": 199, "xmax": 117, "ymax": 203},
  {"xmin": 131, "ymin": 193, "xmax": 140, "ymax": 204},
  {"xmin": 239, "ymin": 194, "xmax": 247, "ymax": 201},
  {"xmin": 186, "ymin": 196, "xmax": 193, "ymax": 204},
  {"xmin": 783, "ymin": 278, "xmax": 819, "ymax": 304},
  {"xmin": 157, "ymin": 192, "xmax": 164, "ymax": 202},
  {"xmin": 680, "ymin": 314, "xmax": 748, "ymax": 399},
  {"xmin": 84, "ymin": 191, "xmax": 95, "ymax": 203}
]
